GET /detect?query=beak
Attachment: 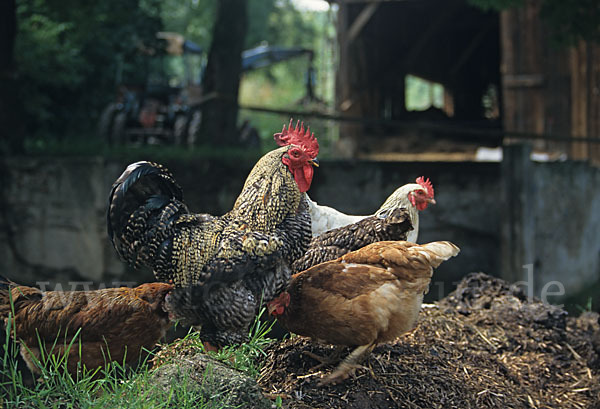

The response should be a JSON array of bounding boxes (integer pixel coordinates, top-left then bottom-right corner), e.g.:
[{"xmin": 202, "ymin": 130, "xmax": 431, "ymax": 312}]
[
  {"xmin": 427, "ymin": 198, "xmax": 436, "ymax": 205},
  {"xmin": 309, "ymin": 158, "xmax": 319, "ymax": 167},
  {"xmin": 267, "ymin": 300, "xmax": 278, "ymax": 316}
]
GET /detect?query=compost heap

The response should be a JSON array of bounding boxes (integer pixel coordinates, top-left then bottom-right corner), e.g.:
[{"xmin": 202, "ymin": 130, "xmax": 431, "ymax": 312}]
[{"xmin": 258, "ymin": 272, "xmax": 600, "ymax": 409}]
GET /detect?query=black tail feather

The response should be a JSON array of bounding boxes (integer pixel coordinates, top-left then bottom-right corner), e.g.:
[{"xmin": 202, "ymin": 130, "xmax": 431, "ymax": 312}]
[{"xmin": 107, "ymin": 161, "xmax": 188, "ymax": 274}]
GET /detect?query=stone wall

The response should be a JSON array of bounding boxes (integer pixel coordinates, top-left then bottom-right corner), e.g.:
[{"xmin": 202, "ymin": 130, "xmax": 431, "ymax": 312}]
[
  {"xmin": 1, "ymin": 156, "xmax": 597, "ymax": 302},
  {"xmin": 0, "ymin": 156, "xmax": 253, "ymax": 287}
]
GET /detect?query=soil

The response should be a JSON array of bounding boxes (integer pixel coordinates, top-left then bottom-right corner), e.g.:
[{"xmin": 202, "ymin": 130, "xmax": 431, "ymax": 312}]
[{"xmin": 258, "ymin": 273, "xmax": 600, "ymax": 409}]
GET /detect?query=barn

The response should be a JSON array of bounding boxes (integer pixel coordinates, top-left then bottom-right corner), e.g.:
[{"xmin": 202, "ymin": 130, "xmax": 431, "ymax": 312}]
[{"xmin": 332, "ymin": 0, "xmax": 600, "ymax": 165}]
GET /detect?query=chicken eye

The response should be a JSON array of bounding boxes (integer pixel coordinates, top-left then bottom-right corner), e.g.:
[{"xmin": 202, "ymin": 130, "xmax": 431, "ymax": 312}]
[{"xmin": 290, "ymin": 149, "xmax": 301, "ymax": 158}]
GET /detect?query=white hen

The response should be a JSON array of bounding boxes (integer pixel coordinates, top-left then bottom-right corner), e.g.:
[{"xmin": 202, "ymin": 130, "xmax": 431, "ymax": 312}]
[{"xmin": 307, "ymin": 177, "xmax": 435, "ymax": 243}]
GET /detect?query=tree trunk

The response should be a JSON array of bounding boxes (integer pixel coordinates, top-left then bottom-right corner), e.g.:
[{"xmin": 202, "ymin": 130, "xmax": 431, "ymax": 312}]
[
  {"xmin": 198, "ymin": 0, "xmax": 248, "ymax": 146},
  {"xmin": 0, "ymin": 0, "xmax": 24, "ymax": 154},
  {"xmin": 0, "ymin": 0, "xmax": 16, "ymax": 74}
]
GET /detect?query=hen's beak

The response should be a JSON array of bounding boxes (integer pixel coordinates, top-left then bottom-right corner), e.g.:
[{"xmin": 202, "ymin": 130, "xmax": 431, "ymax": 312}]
[
  {"xmin": 427, "ymin": 198, "xmax": 436, "ymax": 205},
  {"xmin": 267, "ymin": 301, "xmax": 277, "ymax": 315},
  {"xmin": 309, "ymin": 158, "xmax": 319, "ymax": 167}
]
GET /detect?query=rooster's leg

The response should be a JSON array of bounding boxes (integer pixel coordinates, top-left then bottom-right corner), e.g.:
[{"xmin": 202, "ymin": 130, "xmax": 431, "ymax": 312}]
[{"xmin": 318, "ymin": 342, "xmax": 375, "ymax": 386}]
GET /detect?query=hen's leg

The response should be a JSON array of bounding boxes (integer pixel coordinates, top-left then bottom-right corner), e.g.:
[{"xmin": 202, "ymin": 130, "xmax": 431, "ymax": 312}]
[
  {"xmin": 303, "ymin": 346, "xmax": 345, "ymax": 370},
  {"xmin": 319, "ymin": 342, "xmax": 375, "ymax": 386}
]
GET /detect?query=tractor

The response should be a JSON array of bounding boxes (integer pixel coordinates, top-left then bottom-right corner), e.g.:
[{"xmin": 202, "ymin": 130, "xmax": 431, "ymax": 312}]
[{"xmin": 98, "ymin": 32, "xmax": 315, "ymax": 147}]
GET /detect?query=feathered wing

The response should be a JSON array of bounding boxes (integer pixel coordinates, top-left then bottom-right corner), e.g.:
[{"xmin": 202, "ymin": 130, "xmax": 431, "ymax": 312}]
[
  {"xmin": 280, "ymin": 240, "xmax": 459, "ymax": 343},
  {"xmin": 306, "ymin": 183, "xmax": 423, "ymax": 242},
  {"xmin": 291, "ymin": 208, "xmax": 413, "ymax": 273},
  {"xmin": 338, "ymin": 240, "xmax": 460, "ymax": 292},
  {"xmin": 108, "ymin": 146, "xmax": 314, "ymax": 347}
]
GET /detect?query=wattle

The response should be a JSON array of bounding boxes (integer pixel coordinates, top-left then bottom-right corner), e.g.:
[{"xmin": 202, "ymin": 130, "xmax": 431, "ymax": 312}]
[
  {"xmin": 293, "ymin": 165, "xmax": 313, "ymax": 193},
  {"xmin": 416, "ymin": 201, "xmax": 428, "ymax": 211}
]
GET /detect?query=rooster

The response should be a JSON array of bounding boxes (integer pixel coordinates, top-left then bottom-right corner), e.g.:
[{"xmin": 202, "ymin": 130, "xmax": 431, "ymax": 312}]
[
  {"xmin": 307, "ymin": 176, "xmax": 435, "ymax": 242},
  {"xmin": 268, "ymin": 240, "xmax": 459, "ymax": 385},
  {"xmin": 107, "ymin": 119, "xmax": 319, "ymax": 348},
  {"xmin": 0, "ymin": 280, "xmax": 173, "ymax": 376}
]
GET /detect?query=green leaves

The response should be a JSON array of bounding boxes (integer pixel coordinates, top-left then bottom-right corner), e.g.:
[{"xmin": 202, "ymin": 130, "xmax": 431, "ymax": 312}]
[
  {"xmin": 13, "ymin": 0, "xmax": 163, "ymax": 142},
  {"xmin": 467, "ymin": 0, "xmax": 600, "ymax": 45}
]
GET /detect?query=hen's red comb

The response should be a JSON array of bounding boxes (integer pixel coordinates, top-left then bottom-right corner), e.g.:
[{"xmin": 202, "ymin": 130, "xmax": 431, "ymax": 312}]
[
  {"xmin": 416, "ymin": 176, "xmax": 434, "ymax": 198},
  {"xmin": 273, "ymin": 118, "xmax": 319, "ymax": 158}
]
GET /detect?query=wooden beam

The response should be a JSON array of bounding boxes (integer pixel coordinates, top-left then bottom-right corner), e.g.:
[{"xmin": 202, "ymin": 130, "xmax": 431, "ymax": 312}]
[
  {"xmin": 500, "ymin": 3, "xmax": 545, "ymax": 137},
  {"xmin": 501, "ymin": 143, "xmax": 535, "ymax": 285},
  {"xmin": 345, "ymin": 3, "xmax": 379, "ymax": 46},
  {"xmin": 570, "ymin": 41, "xmax": 589, "ymax": 160},
  {"xmin": 503, "ymin": 74, "xmax": 545, "ymax": 88}
]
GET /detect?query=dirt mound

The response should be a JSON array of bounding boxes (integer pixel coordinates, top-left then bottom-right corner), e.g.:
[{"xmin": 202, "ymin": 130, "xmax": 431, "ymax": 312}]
[{"xmin": 259, "ymin": 273, "xmax": 600, "ymax": 408}]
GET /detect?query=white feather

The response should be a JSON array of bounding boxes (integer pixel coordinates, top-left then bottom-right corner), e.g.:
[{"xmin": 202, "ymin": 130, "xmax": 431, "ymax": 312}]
[{"xmin": 306, "ymin": 182, "xmax": 424, "ymax": 242}]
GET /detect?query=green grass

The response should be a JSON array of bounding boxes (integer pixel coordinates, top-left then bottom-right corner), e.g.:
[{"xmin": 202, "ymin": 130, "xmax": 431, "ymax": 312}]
[
  {"xmin": 1, "ymin": 306, "xmax": 277, "ymax": 408},
  {"xmin": 206, "ymin": 306, "xmax": 276, "ymax": 378}
]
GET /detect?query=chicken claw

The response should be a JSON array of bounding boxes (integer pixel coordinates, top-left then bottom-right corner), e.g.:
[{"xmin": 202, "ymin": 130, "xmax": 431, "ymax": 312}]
[
  {"xmin": 302, "ymin": 347, "xmax": 345, "ymax": 370},
  {"xmin": 317, "ymin": 343, "xmax": 374, "ymax": 386},
  {"xmin": 318, "ymin": 362, "xmax": 366, "ymax": 386}
]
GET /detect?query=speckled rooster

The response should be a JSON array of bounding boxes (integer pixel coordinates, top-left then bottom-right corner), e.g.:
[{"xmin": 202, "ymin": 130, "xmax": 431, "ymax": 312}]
[{"xmin": 107, "ymin": 120, "xmax": 319, "ymax": 348}]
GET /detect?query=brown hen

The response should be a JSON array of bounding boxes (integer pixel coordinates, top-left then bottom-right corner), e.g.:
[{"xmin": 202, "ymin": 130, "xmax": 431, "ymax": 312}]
[
  {"xmin": 0, "ymin": 281, "xmax": 173, "ymax": 376},
  {"xmin": 268, "ymin": 240, "xmax": 459, "ymax": 385}
]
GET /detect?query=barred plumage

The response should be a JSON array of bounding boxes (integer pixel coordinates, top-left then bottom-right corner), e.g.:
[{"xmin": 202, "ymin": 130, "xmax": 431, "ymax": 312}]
[
  {"xmin": 292, "ymin": 208, "xmax": 413, "ymax": 273},
  {"xmin": 108, "ymin": 135, "xmax": 318, "ymax": 347}
]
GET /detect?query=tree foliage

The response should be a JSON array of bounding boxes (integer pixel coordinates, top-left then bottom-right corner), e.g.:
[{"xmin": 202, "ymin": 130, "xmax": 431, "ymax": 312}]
[
  {"xmin": 2, "ymin": 0, "xmax": 333, "ymax": 152},
  {"xmin": 7, "ymin": 0, "xmax": 162, "ymax": 147},
  {"xmin": 468, "ymin": 0, "xmax": 600, "ymax": 45}
]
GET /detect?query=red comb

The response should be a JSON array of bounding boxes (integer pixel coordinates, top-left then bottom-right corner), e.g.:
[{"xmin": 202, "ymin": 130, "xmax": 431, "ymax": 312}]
[
  {"xmin": 273, "ymin": 118, "xmax": 319, "ymax": 158},
  {"xmin": 416, "ymin": 176, "xmax": 434, "ymax": 198}
]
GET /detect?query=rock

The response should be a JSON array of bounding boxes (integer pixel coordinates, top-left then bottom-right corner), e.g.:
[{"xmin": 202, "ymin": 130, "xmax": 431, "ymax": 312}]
[{"xmin": 151, "ymin": 352, "xmax": 271, "ymax": 409}]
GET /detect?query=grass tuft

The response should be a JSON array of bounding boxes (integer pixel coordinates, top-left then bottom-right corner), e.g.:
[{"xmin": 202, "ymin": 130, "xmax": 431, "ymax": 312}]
[{"xmin": 1, "ymin": 302, "xmax": 276, "ymax": 408}]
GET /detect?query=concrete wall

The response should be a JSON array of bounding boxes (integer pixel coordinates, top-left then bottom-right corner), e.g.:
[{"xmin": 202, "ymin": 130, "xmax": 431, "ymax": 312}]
[
  {"xmin": 309, "ymin": 160, "xmax": 502, "ymax": 299},
  {"xmin": 533, "ymin": 161, "xmax": 600, "ymax": 295},
  {"xmin": 1, "ymin": 156, "xmax": 597, "ymax": 302},
  {"xmin": 0, "ymin": 157, "xmax": 500, "ymax": 298}
]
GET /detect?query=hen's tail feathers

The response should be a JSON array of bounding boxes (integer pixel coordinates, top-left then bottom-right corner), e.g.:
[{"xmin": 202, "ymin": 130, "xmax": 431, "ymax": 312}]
[
  {"xmin": 416, "ymin": 241, "xmax": 460, "ymax": 268},
  {"xmin": 0, "ymin": 275, "xmax": 10, "ymax": 290},
  {"xmin": 0, "ymin": 276, "xmax": 15, "ymax": 324},
  {"xmin": 107, "ymin": 161, "xmax": 189, "ymax": 272}
]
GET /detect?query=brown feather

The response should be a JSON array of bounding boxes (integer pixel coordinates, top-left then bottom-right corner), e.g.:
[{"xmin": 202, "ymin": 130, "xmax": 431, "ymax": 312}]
[{"xmin": 1, "ymin": 282, "xmax": 173, "ymax": 376}]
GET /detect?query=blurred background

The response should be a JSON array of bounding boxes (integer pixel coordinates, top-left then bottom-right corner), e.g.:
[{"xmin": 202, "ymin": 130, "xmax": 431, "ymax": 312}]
[{"xmin": 0, "ymin": 0, "xmax": 599, "ymax": 313}]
